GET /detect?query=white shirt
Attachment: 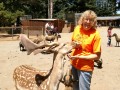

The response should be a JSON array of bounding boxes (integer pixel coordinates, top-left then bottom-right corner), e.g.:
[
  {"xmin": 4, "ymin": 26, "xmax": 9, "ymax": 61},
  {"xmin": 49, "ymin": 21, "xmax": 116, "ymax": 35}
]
[
  {"xmin": 51, "ymin": 25, "xmax": 54, "ymax": 30},
  {"xmin": 45, "ymin": 23, "xmax": 50, "ymax": 29}
]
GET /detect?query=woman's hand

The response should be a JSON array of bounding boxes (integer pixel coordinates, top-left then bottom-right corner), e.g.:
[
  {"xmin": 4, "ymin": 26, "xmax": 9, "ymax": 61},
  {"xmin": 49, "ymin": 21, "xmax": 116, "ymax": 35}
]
[
  {"xmin": 67, "ymin": 54, "xmax": 79, "ymax": 60},
  {"xmin": 73, "ymin": 41, "xmax": 82, "ymax": 49}
]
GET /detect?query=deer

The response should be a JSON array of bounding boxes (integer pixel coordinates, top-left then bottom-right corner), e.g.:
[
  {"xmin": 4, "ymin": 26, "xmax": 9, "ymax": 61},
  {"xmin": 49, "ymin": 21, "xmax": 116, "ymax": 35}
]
[
  {"xmin": 18, "ymin": 34, "xmax": 60, "ymax": 52},
  {"xmin": 33, "ymin": 33, "xmax": 61, "ymax": 44},
  {"xmin": 32, "ymin": 35, "xmax": 45, "ymax": 44},
  {"xmin": 45, "ymin": 33, "xmax": 61, "ymax": 43},
  {"xmin": 61, "ymin": 65, "xmax": 74, "ymax": 90},
  {"xmin": 19, "ymin": 41, "xmax": 26, "ymax": 51},
  {"xmin": 112, "ymin": 33, "xmax": 120, "ymax": 47},
  {"xmin": 17, "ymin": 34, "xmax": 26, "ymax": 51},
  {"xmin": 13, "ymin": 34, "xmax": 77, "ymax": 90}
]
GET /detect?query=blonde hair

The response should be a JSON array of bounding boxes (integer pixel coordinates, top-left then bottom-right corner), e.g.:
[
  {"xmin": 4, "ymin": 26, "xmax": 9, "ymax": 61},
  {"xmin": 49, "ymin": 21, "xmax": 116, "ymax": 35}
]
[{"xmin": 78, "ymin": 10, "xmax": 97, "ymax": 29}]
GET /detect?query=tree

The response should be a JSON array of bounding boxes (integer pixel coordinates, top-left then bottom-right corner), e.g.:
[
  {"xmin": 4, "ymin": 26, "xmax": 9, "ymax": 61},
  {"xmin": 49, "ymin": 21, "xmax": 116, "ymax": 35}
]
[
  {"xmin": 95, "ymin": 0, "xmax": 116, "ymax": 16},
  {"xmin": 53, "ymin": 0, "xmax": 69, "ymax": 19},
  {"xmin": 0, "ymin": 0, "xmax": 118, "ymax": 26},
  {"xmin": 0, "ymin": 1, "xmax": 24, "ymax": 26}
]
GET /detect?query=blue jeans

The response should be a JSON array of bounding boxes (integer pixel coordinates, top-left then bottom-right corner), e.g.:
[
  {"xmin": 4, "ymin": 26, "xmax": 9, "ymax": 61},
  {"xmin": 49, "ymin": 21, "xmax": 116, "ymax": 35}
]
[
  {"xmin": 72, "ymin": 66, "xmax": 93, "ymax": 90},
  {"xmin": 107, "ymin": 36, "xmax": 111, "ymax": 46}
]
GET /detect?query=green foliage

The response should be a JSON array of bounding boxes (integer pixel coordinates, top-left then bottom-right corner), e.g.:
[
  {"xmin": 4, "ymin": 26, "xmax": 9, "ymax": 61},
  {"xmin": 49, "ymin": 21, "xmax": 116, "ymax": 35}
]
[
  {"xmin": 85, "ymin": 0, "xmax": 96, "ymax": 11},
  {"xmin": 53, "ymin": 0, "xmax": 69, "ymax": 19},
  {"xmin": 0, "ymin": 2, "xmax": 24, "ymax": 26},
  {"xmin": 96, "ymin": 0, "xmax": 116, "ymax": 16},
  {"xmin": 0, "ymin": 0, "xmax": 118, "ymax": 26}
]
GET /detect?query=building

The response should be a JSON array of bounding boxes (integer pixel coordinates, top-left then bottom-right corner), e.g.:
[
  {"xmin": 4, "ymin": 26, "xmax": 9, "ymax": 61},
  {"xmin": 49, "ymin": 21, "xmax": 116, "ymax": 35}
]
[
  {"xmin": 97, "ymin": 16, "xmax": 120, "ymax": 27},
  {"xmin": 21, "ymin": 19, "xmax": 65, "ymax": 36}
]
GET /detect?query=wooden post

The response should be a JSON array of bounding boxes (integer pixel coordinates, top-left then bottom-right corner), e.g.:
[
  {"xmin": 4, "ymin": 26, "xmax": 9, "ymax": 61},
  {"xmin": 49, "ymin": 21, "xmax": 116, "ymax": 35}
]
[
  {"xmin": 12, "ymin": 26, "xmax": 14, "ymax": 39},
  {"xmin": 27, "ymin": 26, "xmax": 29, "ymax": 38}
]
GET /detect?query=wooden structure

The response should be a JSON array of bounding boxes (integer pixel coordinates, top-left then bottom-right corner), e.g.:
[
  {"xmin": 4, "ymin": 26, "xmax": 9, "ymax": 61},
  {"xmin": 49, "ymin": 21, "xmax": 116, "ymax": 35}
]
[
  {"xmin": 97, "ymin": 16, "xmax": 120, "ymax": 27},
  {"xmin": 74, "ymin": 13, "xmax": 120, "ymax": 27},
  {"xmin": 21, "ymin": 19, "xmax": 65, "ymax": 35}
]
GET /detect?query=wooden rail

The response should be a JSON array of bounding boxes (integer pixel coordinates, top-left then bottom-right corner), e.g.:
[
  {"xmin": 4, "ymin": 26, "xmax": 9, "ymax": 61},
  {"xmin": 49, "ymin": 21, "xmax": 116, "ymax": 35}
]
[{"xmin": 0, "ymin": 26, "xmax": 44, "ymax": 39}]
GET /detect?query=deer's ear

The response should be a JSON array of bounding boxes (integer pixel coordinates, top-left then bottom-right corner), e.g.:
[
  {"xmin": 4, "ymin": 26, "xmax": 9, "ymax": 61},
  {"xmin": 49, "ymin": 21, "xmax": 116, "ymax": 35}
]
[{"xmin": 35, "ymin": 74, "xmax": 42, "ymax": 86}]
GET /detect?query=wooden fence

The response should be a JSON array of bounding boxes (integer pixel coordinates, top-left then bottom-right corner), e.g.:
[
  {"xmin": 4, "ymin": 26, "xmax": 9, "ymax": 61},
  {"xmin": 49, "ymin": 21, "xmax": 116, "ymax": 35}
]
[{"xmin": 0, "ymin": 26, "xmax": 44, "ymax": 40}]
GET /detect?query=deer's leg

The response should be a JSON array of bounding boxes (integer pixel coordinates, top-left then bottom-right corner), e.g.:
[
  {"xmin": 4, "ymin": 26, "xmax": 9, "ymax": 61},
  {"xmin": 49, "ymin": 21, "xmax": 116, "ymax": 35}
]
[
  {"xmin": 20, "ymin": 46, "xmax": 21, "ymax": 51},
  {"xmin": 14, "ymin": 80, "xmax": 19, "ymax": 90},
  {"xmin": 56, "ymin": 82, "xmax": 60, "ymax": 90},
  {"xmin": 71, "ymin": 66, "xmax": 79, "ymax": 90}
]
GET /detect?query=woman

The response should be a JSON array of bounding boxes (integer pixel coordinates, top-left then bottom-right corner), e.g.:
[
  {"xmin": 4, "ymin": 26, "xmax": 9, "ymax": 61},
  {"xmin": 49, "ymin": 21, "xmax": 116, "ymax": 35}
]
[{"xmin": 68, "ymin": 10, "xmax": 101, "ymax": 90}]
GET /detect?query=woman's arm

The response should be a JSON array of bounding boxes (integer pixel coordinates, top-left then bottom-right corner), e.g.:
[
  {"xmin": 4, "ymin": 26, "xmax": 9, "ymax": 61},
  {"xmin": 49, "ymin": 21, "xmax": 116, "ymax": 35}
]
[{"xmin": 67, "ymin": 52, "xmax": 101, "ymax": 61}]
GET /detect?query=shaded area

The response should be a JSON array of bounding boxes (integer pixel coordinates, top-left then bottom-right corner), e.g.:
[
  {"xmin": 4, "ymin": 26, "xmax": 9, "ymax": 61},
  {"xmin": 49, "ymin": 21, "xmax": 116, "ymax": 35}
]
[{"xmin": 0, "ymin": 34, "xmax": 18, "ymax": 38}]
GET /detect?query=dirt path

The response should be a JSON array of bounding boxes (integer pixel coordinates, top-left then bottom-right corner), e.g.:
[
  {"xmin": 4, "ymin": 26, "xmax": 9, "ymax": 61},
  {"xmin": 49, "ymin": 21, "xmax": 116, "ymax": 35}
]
[
  {"xmin": 91, "ymin": 27, "xmax": 120, "ymax": 90},
  {"xmin": 0, "ymin": 27, "xmax": 120, "ymax": 90}
]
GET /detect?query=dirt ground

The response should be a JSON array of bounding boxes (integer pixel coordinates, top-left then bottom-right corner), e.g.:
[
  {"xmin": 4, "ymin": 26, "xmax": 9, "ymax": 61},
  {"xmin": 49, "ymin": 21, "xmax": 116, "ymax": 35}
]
[{"xmin": 0, "ymin": 27, "xmax": 120, "ymax": 90}]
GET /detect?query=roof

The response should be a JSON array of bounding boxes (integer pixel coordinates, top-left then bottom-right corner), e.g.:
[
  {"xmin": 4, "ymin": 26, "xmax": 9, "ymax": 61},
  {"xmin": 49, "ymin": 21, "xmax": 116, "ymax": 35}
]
[
  {"xmin": 30, "ymin": 19, "xmax": 57, "ymax": 21},
  {"xmin": 97, "ymin": 16, "xmax": 120, "ymax": 20}
]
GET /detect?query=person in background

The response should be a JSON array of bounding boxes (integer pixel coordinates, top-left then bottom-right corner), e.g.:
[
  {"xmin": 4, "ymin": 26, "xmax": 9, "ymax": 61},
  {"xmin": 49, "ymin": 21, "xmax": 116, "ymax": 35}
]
[
  {"xmin": 50, "ymin": 22, "xmax": 54, "ymax": 34},
  {"xmin": 52, "ymin": 26, "xmax": 58, "ymax": 35},
  {"xmin": 107, "ymin": 26, "xmax": 113, "ymax": 47},
  {"xmin": 45, "ymin": 22, "xmax": 54, "ymax": 35},
  {"xmin": 45, "ymin": 22, "xmax": 51, "ymax": 35},
  {"xmin": 50, "ymin": 22, "xmax": 54, "ymax": 30},
  {"xmin": 67, "ymin": 10, "xmax": 101, "ymax": 90}
]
